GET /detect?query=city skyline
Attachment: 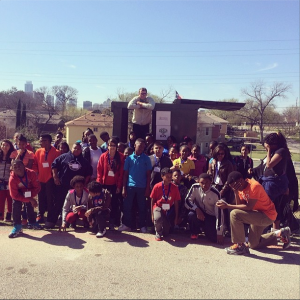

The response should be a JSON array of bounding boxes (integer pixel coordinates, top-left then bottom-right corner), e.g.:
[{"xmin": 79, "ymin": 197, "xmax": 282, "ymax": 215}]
[{"xmin": 0, "ymin": 1, "xmax": 299, "ymax": 112}]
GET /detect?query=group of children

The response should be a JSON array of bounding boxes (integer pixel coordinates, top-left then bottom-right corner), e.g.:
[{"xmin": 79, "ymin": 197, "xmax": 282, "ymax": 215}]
[{"xmin": 1, "ymin": 129, "xmax": 296, "ymax": 255}]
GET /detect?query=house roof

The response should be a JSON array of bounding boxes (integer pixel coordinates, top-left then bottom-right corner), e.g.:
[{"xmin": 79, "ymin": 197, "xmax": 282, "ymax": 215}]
[
  {"xmin": 65, "ymin": 112, "xmax": 113, "ymax": 127},
  {"xmin": 198, "ymin": 112, "xmax": 228, "ymax": 125}
]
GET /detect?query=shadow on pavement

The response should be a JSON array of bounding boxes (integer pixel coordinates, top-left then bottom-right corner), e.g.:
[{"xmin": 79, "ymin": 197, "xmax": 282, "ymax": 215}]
[
  {"xmin": 20, "ymin": 231, "xmax": 86, "ymax": 249},
  {"xmin": 104, "ymin": 230, "xmax": 149, "ymax": 248}
]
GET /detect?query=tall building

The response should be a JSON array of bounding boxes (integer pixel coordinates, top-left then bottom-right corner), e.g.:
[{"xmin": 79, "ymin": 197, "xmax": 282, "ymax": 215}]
[
  {"xmin": 24, "ymin": 81, "xmax": 33, "ymax": 97},
  {"xmin": 83, "ymin": 101, "xmax": 93, "ymax": 110}
]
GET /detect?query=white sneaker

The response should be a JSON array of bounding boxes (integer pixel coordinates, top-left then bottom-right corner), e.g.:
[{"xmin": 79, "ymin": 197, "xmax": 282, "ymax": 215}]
[
  {"xmin": 96, "ymin": 229, "xmax": 106, "ymax": 238},
  {"xmin": 118, "ymin": 224, "xmax": 131, "ymax": 232},
  {"xmin": 140, "ymin": 226, "xmax": 147, "ymax": 233}
]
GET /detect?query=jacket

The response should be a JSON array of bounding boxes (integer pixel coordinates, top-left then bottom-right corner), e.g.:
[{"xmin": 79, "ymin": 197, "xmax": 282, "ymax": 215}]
[{"xmin": 208, "ymin": 158, "xmax": 234, "ymax": 197}]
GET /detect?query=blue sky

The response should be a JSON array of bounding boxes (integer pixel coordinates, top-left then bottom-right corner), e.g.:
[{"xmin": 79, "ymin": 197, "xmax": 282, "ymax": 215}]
[{"xmin": 0, "ymin": 0, "xmax": 299, "ymax": 111}]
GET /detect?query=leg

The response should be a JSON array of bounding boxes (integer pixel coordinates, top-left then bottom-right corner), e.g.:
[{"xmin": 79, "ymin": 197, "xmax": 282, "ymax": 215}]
[
  {"xmin": 46, "ymin": 178, "xmax": 59, "ymax": 224},
  {"xmin": 52, "ymin": 184, "xmax": 69, "ymax": 225},
  {"xmin": 153, "ymin": 207, "xmax": 164, "ymax": 235},
  {"xmin": 37, "ymin": 182, "xmax": 47, "ymax": 219},
  {"xmin": 0, "ymin": 190, "xmax": 7, "ymax": 220},
  {"xmin": 96, "ymin": 210, "xmax": 109, "ymax": 232},
  {"xmin": 26, "ymin": 202, "xmax": 36, "ymax": 224},
  {"xmin": 12, "ymin": 200, "xmax": 23, "ymax": 226},
  {"xmin": 188, "ymin": 211, "xmax": 203, "ymax": 235},
  {"xmin": 136, "ymin": 188, "xmax": 147, "ymax": 229},
  {"xmin": 122, "ymin": 187, "xmax": 135, "ymax": 228},
  {"xmin": 203, "ymin": 212, "xmax": 217, "ymax": 243}
]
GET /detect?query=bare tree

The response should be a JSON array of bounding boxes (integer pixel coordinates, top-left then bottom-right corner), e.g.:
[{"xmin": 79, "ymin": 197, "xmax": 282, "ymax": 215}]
[
  {"xmin": 35, "ymin": 86, "xmax": 57, "ymax": 124},
  {"xmin": 52, "ymin": 85, "xmax": 78, "ymax": 116},
  {"xmin": 241, "ymin": 81, "xmax": 292, "ymax": 142}
]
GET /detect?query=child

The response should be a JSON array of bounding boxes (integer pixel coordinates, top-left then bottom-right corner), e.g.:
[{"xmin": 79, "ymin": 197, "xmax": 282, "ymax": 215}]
[
  {"xmin": 85, "ymin": 181, "xmax": 111, "ymax": 238},
  {"xmin": 172, "ymin": 169, "xmax": 189, "ymax": 229},
  {"xmin": 234, "ymin": 145, "xmax": 253, "ymax": 180},
  {"xmin": 60, "ymin": 176, "xmax": 89, "ymax": 231},
  {"xmin": 188, "ymin": 144, "xmax": 208, "ymax": 177},
  {"xmin": 8, "ymin": 160, "xmax": 43, "ymax": 238},
  {"xmin": 150, "ymin": 167, "xmax": 181, "ymax": 241},
  {"xmin": 185, "ymin": 173, "xmax": 224, "ymax": 244},
  {"xmin": 168, "ymin": 146, "xmax": 179, "ymax": 163},
  {"xmin": 172, "ymin": 144, "xmax": 195, "ymax": 189}
]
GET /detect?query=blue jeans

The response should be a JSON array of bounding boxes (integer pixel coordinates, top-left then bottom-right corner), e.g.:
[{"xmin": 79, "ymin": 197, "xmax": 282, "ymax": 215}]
[{"xmin": 122, "ymin": 187, "xmax": 146, "ymax": 228}]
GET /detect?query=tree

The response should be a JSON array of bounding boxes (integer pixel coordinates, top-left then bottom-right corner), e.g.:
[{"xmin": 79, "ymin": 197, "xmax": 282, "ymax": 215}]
[
  {"xmin": 208, "ymin": 98, "xmax": 242, "ymax": 125},
  {"xmin": 241, "ymin": 81, "xmax": 292, "ymax": 142},
  {"xmin": 35, "ymin": 86, "xmax": 57, "ymax": 124},
  {"xmin": 16, "ymin": 99, "xmax": 22, "ymax": 130},
  {"xmin": 52, "ymin": 85, "xmax": 78, "ymax": 116},
  {"xmin": 21, "ymin": 103, "xmax": 27, "ymax": 127}
]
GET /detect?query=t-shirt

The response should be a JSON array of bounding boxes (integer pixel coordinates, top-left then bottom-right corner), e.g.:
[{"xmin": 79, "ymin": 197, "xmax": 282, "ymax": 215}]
[
  {"xmin": 188, "ymin": 155, "xmax": 207, "ymax": 177},
  {"xmin": 173, "ymin": 158, "xmax": 195, "ymax": 175},
  {"xmin": 124, "ymin": 152, "xmax": 152, "ymax": 188},
  {"xmin": 238, "ymin": 179, "xmax": 277, "ymax": 221},
  {"xmin": 150, "ymin": 181, "xmax": 181, "ymax": 210},
  {"xmin": 264, "ymin": 148, "xmax": 288, "ymax": 176},
  {"xmin": 90, "ymin": 148, "xmax": 103, "ymax": 179},
  {"xmin": 149, "ymin": 154, "xmax": 173, "ymax": 189}
]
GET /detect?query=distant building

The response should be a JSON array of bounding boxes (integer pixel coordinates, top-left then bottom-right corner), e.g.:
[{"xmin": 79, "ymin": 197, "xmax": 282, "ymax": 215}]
[
  {"xmin": 92, "ymin": 103, "xmax": 100, "ymax": 110},
  {"xmin": 83, "ymin": 101, "xmax": 93, "ymax": 110},
  {"xmin": 197, "ymin": 111, "xmax": 228, "ymax": 154},
  {"xmin": 24, "ymin": 81, "xmax": 33, "ymax": 97},
  {"xmin": 68, "ymin": 98, "xmax": 77, "ymax": 107}
]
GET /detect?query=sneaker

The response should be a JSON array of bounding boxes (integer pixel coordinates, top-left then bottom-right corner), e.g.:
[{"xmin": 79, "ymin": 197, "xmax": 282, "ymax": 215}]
[
  {"xmin": 5, "ymin": 212, "xmax": 12, "ymax": 222},
  {"xmin": 27, "ymin": 222, "xmax": 43, "ymax": 230},
  {"xmin": 155, "ymin": 232, "xmax": 162, "ymax": 241},
  {"xmin": 21, "ymin": 219, "xmax": 28, "ymax": 226},
  {"xmin": 36, "ymin": 215, "xmax": 45, "ymax": 224},
  {"xmin": 118, "ymin": 224, "xmax": 131, "ymax": 232},
  {"xmin": 96, "ymin": 229, "xmax": 106, "ymax": 238},
  {"xmin": 8, "ymin": 225, "xmax": 23, "ymax": 238},
  {"xmin": 140, "ymin": 226, "xmax": 147, "ymax": 233},
  {"xmin": 190, "ymin": 234, "xmax": 198, "ymax": 240},
  {"xmin": 280, "ymin": 227, "xmax": 291, "ymax": 249},
  {"xmin": 225, "ymin": 243, "xmax": 250, "ymax": 255},
  {"xmin": 44, "ymin": 221, "xmax": 55, "ymax": 230}
]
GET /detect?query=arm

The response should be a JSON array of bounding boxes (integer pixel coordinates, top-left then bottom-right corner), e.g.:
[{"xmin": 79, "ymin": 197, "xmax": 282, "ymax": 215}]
[
  {"xmin": 127, "ymin": 96, "xmax": 141, "ymax": 109},
  {"xmin": 216, "ymin": 197, "xmax": 257, "ymax": 211},
  {"xmin": 265, "ymin": 145, "xmax": 283, "ymax": 169},
  {"xmin": 122, "ymin": 170, "xmax": 129, "ymax": 198},
  {"xmin": 52, "ymin": 168, "xmax": 61, "ymax": 185},
  {"xmin": 138, "ymin": 97, "xmax": 155, "ymax": 110},
  {"xmin": 145, "ymin": 170, "xmax": 151, "ymax": 197},
  {"xmin": 174, "ymin": 200, "xmax": 179, "ymax": 225}
]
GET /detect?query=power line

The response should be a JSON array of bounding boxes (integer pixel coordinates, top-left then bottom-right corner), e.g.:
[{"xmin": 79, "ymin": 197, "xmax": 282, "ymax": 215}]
[{"xmin": 1, "ymin": 39, "xmax": 298, "ymax": 44}]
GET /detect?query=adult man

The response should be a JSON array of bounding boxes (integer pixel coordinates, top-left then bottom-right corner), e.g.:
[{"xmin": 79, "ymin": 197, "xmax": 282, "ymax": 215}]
[
  {"xmin": 99, "ymin": 131, "xmax": 110, "ymax": 151},
  {"xmin": 52, "ymin": 131, "xmax": 64, "ymax": 150},
  {"xmin": 127, "ymin": 87, "xmax": 155, "ymax": 140},
  {"xmin": 118, "ymin": 138, "xmax": 152, "ymax": 233},
  {"xmin": 216, "ymin": 171, "xmax": 291, "ymax": 255},
  {"xmin": 51, "ymin": 142, "xmax": 93, "ymax": 229},
  {"xmin": 34, "ymin": 134, "xmax": 60, "ymax": 227},
  {"xmin": 8, "ymin": 160, "xmax": 42, "ymax": 238}
]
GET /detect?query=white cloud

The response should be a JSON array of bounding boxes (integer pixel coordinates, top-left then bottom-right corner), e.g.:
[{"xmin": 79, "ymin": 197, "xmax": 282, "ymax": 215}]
[
  {"xmin": 68, "ymin": 64, "xmax": 76, "ymax": 69},
  {"xmin": 257, "ymin": 63, "xmax": 278, "ymax": 72}
]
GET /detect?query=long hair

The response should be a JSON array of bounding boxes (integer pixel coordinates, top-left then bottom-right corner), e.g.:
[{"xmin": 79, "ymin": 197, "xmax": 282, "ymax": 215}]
[
  {"xmin": 0, "ymin": 139, "xmax": 15, "ymax": 163},
  {"xmin": 212, "ymin": 144, "xmax": 229, "ymax": 161},
  {"xmin": 108, "ymin": 138, "xmax": 121, "ymax": 172},
  {"xmin": 264, "ymin": 132, "xmax": 291, "ymax": 157}
]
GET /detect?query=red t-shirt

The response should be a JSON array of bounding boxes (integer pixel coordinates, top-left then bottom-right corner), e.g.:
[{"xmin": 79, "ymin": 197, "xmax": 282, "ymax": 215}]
[{"xmin": 150, "ymin": 181, "xmax": 181, "ymax": 210}]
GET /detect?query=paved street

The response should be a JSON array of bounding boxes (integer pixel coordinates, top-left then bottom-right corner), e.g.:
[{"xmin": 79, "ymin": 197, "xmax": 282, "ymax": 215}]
[{"xmin": 0, "ymin": 225, "xmax": 299, "ymax": 299}]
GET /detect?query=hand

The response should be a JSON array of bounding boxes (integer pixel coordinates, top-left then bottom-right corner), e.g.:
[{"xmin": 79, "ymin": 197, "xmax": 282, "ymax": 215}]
[
  {"xmin": 216, "ymin": 200, "xmax": 228, "ymax": 209},
  {"xmin": 53, "ymin": 177, "xmax": 61, "ymax": 185},
  {"xmin": 248, "ymin": 168, "xmax": 253, "ymax": 175},
  {"xmin": 264, "ymin": 143, "xmax": 270, "ymax": 151},
  {"xmin": 85, "ymin": 210, "xmax": 92, "ymax": 217},
  {"xmin": 59, "ymin": 223, "xmax": 67, "ymax": 232},
  {"xmin": 29, "ymin": 198, "xmax": 38, "ymax": 208},
  {"xmin": 195, "ymin": 208, "xmax": 205, "ymax": 221},
  {"xmin": 122, "ymin": 187, "xmax": 127, "ymax": 198},
  {"xmin": 217, "ymin": 234, "xmax": 224, "ymax": 245}
]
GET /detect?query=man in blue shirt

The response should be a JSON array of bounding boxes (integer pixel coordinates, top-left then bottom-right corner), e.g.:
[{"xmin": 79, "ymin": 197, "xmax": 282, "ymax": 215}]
[{"xmin": 119, "ymin": 138, "xmax": 152, "ymax": 233}]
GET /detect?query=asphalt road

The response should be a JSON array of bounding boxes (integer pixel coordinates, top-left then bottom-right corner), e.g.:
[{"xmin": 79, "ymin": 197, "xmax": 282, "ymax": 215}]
[{"xmin": 0, "ymin": 225, "xmax": 299, "ymax": 299}]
